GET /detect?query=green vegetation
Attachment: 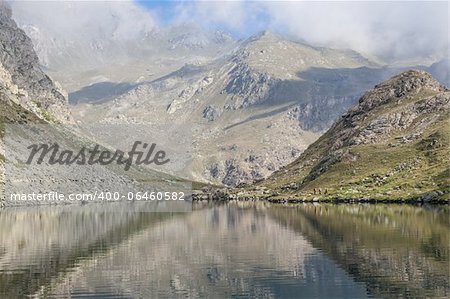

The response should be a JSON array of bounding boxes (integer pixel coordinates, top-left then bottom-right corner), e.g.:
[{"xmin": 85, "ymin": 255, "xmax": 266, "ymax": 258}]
[
  {"xmin": 0, "ymin": 93, "xmax": 45, "ymax": 174},
  {"xmin": 301, "ymin": 120, "xmax": 448, "ymax": 200},
  {"xmin": 39, "ymin": 108, "xmax": 60, "ymax": 124},
  {"xmin": 262, "ymin": 118, "xmax": 449, "ymax": 201}
]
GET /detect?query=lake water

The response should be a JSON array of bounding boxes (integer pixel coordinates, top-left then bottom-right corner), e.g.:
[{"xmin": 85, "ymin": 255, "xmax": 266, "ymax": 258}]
[{"xmin": 0, "ymin": 202, "xmax": 448, "ymax": 298}]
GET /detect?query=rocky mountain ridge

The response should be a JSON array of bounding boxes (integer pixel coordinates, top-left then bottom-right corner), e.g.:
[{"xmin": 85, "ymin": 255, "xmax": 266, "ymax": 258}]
[{"xmin": 246, "ymin": 70, "xmax": 450, "ymax": 201}]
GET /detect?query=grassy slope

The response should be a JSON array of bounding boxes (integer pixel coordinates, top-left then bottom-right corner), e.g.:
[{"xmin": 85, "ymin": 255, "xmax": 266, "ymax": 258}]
[
  {"xmin": 260, "ymin": 87, "xmax": 450, "ymax": 201},
  {"xmin": 0, "ymin": 95, "xmax": 44, "ymax": 136}
]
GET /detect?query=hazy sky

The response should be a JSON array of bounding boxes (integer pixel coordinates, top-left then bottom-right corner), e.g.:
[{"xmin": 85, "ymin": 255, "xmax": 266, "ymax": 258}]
[{"xmin": 11, "ymin": 0, "xmax": 449, "ymax": 64}]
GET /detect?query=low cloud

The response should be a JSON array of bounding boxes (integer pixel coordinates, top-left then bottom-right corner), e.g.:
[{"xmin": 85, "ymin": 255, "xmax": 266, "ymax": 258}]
[
  {"xmin": 9, "ymin": 0, "xmax": 449, "ymax": 64},
  {"xmin": 170, "ymin": 1, "xmax": 448, "ymax": 64},
  {"xmin": 10, "ymin": 0, "xmax": 157, "ymax": 40},
  {"xmin": 172, "ymin": 1, "xmax": 247, "ymax": 31},
  {"xmin": 261, "ymin": 1, "xmax": 449, "ymax": 64}
]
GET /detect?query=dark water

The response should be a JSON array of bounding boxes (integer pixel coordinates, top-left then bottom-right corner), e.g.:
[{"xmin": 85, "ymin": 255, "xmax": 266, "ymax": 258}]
[{"xmin": 0, "ymin": 203, "xmax": 448, "ymax": 298}]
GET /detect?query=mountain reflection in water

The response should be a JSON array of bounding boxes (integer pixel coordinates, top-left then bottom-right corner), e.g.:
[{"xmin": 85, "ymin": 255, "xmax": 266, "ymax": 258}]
[{"xmin": 0, "ymin": 203, "xmax": 448, "ymax": 298}]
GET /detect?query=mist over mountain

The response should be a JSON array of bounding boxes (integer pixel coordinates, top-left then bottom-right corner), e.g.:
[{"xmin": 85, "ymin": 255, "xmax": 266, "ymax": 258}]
[
  {"xmin": 11, "ymin": 1, "xmax": 448, "ymax": 90},
  {"xmin": 10, "ymin": 1, "xmax": 237, "ymax": 92},
  {"xmin": 428, "ymin": 59, "xmax": 450, "ymax": 87}
]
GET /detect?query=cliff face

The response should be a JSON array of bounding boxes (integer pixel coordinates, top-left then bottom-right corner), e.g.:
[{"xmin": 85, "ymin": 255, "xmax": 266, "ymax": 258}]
[
  {"xmin": 0, "ymin": 1, "xmax": 75, "ymax": 206},
  {"xmin": 260, "ymin": 70, "xmax": 449, "ymax": 200},
  {"xmin": 0, "ymin": 1, "xmax": 71, "ymax": 123}
]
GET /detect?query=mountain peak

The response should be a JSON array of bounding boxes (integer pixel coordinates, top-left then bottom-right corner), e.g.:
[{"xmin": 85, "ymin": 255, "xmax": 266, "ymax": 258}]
[
  {"xmin": 248, "ymin": 30, "xmax": 280, "ymax": 42},
  {"xmin": 355, "ymin": 70, "xmax": 446, "ymax": 113},
  {"xmin": 375, "ymin": 70, "xmax": 444, "ymax": 92}
]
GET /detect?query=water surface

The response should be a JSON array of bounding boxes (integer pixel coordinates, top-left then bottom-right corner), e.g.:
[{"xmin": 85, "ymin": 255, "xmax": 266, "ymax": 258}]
[{"xmin": 0, "ymin": 203, "xmax": 448, "ymax": 298}]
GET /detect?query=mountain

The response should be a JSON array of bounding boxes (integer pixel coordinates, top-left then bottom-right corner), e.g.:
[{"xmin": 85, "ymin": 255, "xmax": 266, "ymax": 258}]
[
  {"xmin": 256, "ymin": 70, "xmax": 449, "ymax": 201},
  {"xmin": 9, "ymin": 1, "xmax": 449, "ymax": 188},
  {"xmin": 22, "ymin": 22, "xmax": 236, "ymax": 93},
  {"xmin": 70, "ymin": 31, "xmax": 396, "ymax": 186}
]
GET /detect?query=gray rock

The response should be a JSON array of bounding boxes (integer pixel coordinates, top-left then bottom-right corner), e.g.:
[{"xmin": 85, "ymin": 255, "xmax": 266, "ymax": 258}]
[{"xmin": 202, "ymin": 105, "xmax": 221, "ymax": 121}]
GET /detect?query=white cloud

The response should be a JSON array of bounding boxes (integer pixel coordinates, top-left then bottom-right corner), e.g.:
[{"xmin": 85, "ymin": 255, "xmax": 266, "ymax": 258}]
[
  {"xmin": 9, "ymin": 0, "xmax": 449, "ymax": 63},
  {"xmin": 261, "ymin": 1, "xmax": 449, "ymax": 63},
  {"xmin": 170, "ymin": 0, "xmax": 448, "ymax": 63},
  {"xmin": 171, "ymin": 0, "xmax": 248, "ymax": 32},
  {"xmin": 10, "ymin": 0, "xmax": 157, "ymax": 40}
]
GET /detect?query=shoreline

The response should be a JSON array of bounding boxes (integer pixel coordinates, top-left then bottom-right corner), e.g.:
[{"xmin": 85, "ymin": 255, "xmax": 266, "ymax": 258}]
[
  {"xmin": 192, "ymin": 188, "xmax": 450, "ymax": 205},
  {"xmin": 192, "ymin": 196, "xmax": 450, "ymax": 205},
  {"xmin": 1, "ymin": 190, "xmax": 448, "ymax": 209}
]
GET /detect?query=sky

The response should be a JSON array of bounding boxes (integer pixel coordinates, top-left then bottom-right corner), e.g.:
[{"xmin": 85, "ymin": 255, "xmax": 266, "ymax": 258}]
[
  {"xmin": 136, "ymin": 0, "xmax": 272, "ymax": 35},
  {"xmin": 10, "ymin": 0, "xmax": 450, "ymax": 64}
]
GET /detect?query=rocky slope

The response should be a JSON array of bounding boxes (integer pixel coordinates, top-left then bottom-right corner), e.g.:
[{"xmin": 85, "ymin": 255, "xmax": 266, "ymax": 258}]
[
  {"xmin": 0, "ymin": 0, "xmax": 72, "ymax": 201},
  {"xmin": 250, "ymin": 70, "xmax": 450, "ymax": 201},
  {"xmin": 0, "ymin": 1, "xmax": 71, "ymax": 123},
  {"xmin": 0, "ymin": 1, "xmax": 191, "ymax": 207},
  {"xmin": 72, "ymin": 32, "xmax": 394, "ymax": 186}
]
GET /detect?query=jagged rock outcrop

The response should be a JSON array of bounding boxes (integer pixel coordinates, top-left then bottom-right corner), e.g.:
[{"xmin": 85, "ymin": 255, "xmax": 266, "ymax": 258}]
[
  {"xmin": 0, "ymin": 1, "xmax": 74, "ymax": 204},
  {"xmin": 349, "ymin": 70, "xmax": 445, "ymax": 115},
  {"xmin": 321, "ymin": 71, "xmax": 448, "ymax": 148},
  {"xmin": 224, "ymin": 59, "xmax": 273, "ymax": 109},
  {"xmin": 167, "ymin": 75, "xmax": 214, "ymax": 114},
  {"xmin": 202, "ymin": 105, "xmax": 221, "ymax": 121}
]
